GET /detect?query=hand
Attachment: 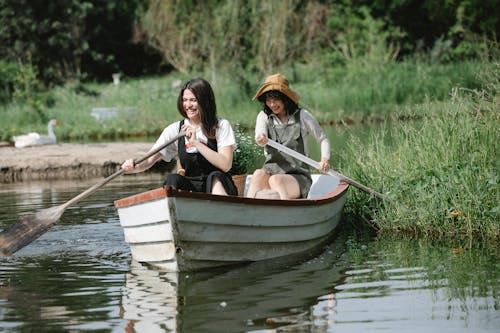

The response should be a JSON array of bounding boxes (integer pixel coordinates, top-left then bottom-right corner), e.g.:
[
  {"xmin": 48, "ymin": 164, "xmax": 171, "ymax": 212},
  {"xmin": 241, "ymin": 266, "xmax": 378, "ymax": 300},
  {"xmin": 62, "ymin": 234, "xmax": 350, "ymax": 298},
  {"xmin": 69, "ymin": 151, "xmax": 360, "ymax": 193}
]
[
  {"xmin": 255, "ymin": 134, "xmax": 268, "ymax": 147},
  {"xmin": 319, "ymin": 158, "xmax": 330, "ymax": 174},
  {"xmin": 181, "ymin": 124, "xmax": 197, "ymax": 143},
  {"xmin": 121, "ymin": 158, "xmax": 136, "ymax": 173}
]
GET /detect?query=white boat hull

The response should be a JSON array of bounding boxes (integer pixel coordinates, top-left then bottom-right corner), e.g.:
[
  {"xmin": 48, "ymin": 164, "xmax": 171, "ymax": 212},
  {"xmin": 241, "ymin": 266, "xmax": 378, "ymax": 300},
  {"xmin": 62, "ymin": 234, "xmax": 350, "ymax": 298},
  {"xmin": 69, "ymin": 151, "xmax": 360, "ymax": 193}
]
[{"xmin": 115, "ymin": 175, "xmax": 348, "ymax": 271}]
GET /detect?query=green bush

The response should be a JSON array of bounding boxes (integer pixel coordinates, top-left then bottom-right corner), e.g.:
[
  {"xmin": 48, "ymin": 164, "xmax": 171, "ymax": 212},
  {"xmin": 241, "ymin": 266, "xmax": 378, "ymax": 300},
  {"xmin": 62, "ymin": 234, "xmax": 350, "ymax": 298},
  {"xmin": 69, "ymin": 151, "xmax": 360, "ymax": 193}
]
[
  {"xmin": 341, "ymin": 62, "xmax": 499, "ymax": 240},
  {"xmin": 0, "ymin": 60, "xmax": 19, "ymax": 103},
  {"xmin": 231, "ymin": 124, "xmax": 261, "ymax": 175}
]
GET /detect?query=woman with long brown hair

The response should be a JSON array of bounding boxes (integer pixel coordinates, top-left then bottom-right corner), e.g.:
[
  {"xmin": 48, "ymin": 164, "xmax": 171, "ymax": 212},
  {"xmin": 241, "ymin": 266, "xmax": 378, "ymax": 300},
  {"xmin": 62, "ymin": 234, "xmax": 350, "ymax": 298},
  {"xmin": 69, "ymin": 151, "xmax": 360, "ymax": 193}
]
[{"xmin": 121, "ymin": 78, "xmax": 237, "ymax": 195}]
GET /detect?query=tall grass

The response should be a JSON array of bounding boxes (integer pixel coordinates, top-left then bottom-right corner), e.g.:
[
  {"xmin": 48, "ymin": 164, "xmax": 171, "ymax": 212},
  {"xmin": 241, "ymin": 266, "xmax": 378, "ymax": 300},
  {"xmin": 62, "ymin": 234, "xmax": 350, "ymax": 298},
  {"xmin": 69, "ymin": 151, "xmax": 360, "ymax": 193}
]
[
  {"xmin": 340, "ymin": 63, "xmax": 499, "ymax": 240},
  {"xmin": 0, "ymin": 60, "xmax": 487, "ymax": 141},
  {"xmin": 0, "ymin": 58, "xmax": 497, "ymax": 239},
  {"xmin": 292, "ymin": 60, "xmax": 485, "ymax": 122}
]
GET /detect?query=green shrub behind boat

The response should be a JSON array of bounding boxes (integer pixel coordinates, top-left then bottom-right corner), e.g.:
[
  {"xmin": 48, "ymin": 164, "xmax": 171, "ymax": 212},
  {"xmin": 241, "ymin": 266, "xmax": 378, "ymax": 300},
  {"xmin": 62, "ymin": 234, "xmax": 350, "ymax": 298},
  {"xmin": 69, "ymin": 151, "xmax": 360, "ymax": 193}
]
[
  {"xmin": 341, "ymin": 63, "xmax": 499, "ymax": 240},
  {"xmin": 231, "ymin": 124, "xmax": 262, "ymax": 175}
]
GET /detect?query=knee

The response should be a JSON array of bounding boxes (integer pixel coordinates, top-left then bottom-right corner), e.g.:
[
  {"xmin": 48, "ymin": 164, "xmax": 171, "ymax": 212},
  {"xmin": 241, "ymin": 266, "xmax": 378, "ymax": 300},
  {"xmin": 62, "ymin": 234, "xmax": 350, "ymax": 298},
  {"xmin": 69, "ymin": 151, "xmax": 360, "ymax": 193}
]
[
  {"xmin": 269, "ymin": 174, "xmax": 285, "ymax": 187},
  {"xmin": 252, "ymin": 169, "xmax": 267, "ymax": 179},
  {"xmin": 210, "ymin": 178, "xmax": 226, "ymax": 195}
]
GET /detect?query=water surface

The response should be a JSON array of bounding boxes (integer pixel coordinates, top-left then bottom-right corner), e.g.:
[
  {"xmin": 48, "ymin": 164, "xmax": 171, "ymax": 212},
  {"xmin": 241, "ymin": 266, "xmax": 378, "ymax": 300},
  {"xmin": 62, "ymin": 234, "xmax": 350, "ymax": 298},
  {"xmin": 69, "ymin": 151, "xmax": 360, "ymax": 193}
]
[{"xmin": 0, "ymin": 174, "xmax": 498, "ymax": 332}]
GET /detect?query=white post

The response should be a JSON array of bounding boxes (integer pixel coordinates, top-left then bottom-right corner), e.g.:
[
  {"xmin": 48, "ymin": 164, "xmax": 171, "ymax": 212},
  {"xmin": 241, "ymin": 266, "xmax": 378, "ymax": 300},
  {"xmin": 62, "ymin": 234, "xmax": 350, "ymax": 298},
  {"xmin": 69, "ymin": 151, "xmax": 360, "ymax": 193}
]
[{"xmin": 112, "ymin": 73, "xmax": 121, "ymax": 85}]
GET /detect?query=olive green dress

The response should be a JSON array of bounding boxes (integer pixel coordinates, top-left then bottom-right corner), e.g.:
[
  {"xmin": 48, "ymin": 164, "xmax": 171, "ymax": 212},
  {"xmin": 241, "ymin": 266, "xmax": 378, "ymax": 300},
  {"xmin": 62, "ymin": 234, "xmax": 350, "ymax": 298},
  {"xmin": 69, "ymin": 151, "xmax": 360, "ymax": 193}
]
[{"xmin": 262, "ymin": 109, "xmax": 312, "ymax": 198}]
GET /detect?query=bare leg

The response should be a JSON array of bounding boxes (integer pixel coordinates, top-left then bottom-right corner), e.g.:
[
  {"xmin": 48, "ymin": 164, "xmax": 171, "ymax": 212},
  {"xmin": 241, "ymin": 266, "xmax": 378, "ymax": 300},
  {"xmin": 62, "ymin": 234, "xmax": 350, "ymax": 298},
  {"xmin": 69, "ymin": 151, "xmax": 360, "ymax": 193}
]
[
  {"xmin": 268, "ymin": 174, "xmax": 301, "ymax": 199},
  {"xmin": 246, "ymin": 169, "xmax": 271, "ymax": 198},
  {"xmin": 210, "ymin": 177, "xmax": 228, "ymax": 195}
]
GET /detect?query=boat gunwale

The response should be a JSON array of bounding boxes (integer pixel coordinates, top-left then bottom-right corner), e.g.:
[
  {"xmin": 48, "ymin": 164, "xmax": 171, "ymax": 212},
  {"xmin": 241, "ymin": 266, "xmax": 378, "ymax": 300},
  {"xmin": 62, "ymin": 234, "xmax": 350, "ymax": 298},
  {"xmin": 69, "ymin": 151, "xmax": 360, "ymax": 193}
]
[{"xmin": 114, "ymin": 181, "xmax": 349, "ymax": 209}]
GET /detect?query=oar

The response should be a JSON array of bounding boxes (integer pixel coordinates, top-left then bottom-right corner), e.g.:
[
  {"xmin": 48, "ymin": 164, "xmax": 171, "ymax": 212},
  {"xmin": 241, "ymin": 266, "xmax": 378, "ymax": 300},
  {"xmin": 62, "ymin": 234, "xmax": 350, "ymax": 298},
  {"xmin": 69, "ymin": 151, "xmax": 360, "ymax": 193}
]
[
  {"xmin": 0, "ymin": 131, "xmax": 185, "ymax": 256},
  {"xmin": 266, "ymin": 138, "xmax": 386, "ymax": 200}
]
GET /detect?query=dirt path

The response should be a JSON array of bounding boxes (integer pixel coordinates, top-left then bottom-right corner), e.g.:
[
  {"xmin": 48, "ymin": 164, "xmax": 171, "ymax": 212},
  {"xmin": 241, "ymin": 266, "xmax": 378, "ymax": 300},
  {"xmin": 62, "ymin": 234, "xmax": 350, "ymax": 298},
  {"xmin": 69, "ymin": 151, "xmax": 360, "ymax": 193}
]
[{"xmin": 0, "ymin": 142, "xmax": 175, "ymax": 183}]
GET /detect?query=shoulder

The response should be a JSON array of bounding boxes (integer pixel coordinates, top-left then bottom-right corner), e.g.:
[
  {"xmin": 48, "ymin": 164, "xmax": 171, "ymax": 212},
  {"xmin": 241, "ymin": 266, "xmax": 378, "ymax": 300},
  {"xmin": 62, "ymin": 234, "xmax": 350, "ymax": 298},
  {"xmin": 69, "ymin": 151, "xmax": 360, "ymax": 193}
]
[
  {"xmin": 299, "ymin": 109, "xmax": 318, "ymax": 122},
  {"xmin": 216, "ymin": 118, "xmax": 235, "ymax": 137},
  {"xmin": 217, "ymin": 118, "xmax": 232, "ymax": 128},
  {"xmin": 256, "ymin": 110, "xmax": 269, "ymax": 120},
  {"xmin": 168, "ymin": 120, "xmax": 182, "ymax": 130},
  {"xmin": 299, "ymin": 108, "xmax": 313, "ymax": 117},
  {"xmin": 216, "ymin": 119, "xmax": 236, "ymax": 147},
  {"xmin": 159, "ymin": 120, "xmax": 182, "ymax": 138},
  {"xmin": 216, "ymin": 119, "xmax": 235, "ymax": 136}
]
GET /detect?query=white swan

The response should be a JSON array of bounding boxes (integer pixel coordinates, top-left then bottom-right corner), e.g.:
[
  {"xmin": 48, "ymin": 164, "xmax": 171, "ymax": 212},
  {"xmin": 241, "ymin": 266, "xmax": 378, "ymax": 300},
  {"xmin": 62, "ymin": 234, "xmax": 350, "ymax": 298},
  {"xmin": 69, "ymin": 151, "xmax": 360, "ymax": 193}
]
[{"xmin": 13, "ymin": 119, "xmax": 60, "ymax": 148}]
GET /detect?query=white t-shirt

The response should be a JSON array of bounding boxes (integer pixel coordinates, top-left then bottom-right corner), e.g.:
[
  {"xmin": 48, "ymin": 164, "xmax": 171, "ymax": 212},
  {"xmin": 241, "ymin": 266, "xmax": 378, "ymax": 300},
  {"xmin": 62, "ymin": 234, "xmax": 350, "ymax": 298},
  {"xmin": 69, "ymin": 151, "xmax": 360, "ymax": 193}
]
[{"xmin": 152, "ymin": 118, "xmax": 236, "ymax": 161}]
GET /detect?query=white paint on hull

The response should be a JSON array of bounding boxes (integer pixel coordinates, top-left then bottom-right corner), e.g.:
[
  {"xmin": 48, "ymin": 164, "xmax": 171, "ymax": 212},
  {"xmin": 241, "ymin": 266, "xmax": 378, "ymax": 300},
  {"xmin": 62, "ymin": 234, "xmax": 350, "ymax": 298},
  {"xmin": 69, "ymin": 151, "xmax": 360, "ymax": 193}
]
[{"xmin": 115, "ymin": 174, "xmax": 348, "ymax": 271}]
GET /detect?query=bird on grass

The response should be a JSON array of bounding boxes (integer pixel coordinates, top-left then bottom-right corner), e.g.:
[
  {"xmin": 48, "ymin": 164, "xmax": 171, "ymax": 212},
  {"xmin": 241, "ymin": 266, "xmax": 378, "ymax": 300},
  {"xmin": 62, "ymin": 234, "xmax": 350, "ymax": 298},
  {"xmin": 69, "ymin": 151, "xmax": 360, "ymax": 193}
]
[{"xmin": 13, "ymin": 119, "xmax": 60, "ymax": 148}]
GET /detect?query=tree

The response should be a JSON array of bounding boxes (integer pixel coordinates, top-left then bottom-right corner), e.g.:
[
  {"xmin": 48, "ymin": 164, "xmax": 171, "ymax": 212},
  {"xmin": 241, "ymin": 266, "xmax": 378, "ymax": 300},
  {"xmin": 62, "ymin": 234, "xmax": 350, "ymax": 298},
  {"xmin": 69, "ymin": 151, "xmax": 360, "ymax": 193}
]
[{"xmin": 0, "ymin": 0, "xmax": 163, "ymax": 85}]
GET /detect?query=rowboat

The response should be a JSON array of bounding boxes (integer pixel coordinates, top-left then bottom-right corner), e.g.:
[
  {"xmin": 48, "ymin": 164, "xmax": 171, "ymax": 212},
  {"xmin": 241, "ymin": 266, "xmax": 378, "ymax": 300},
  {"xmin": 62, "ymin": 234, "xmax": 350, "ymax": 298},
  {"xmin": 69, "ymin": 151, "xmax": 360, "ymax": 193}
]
[{"xmin": 114, "ymin": 174, "xmax": 348, "ymax": 272}]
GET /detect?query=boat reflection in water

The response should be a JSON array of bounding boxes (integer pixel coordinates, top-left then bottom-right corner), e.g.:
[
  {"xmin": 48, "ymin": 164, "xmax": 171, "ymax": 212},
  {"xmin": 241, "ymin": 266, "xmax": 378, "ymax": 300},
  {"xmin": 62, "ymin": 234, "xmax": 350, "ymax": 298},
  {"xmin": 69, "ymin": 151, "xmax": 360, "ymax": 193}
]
[
  {"xmin": 120, "ymin": 260, "xmax": 179, "ymax": 332},
  {"xmin": 120, "ymin": 235, "xmax": 347, "ymax": 333}
]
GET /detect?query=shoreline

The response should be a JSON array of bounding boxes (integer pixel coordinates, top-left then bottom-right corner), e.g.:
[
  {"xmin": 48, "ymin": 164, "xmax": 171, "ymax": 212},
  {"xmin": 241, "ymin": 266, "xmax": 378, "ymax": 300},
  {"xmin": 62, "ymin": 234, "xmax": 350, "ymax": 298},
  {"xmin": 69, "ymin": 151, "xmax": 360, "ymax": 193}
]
[{"xmin": 0, "ymin": 142, "xmax": 175, "ymax": 183}]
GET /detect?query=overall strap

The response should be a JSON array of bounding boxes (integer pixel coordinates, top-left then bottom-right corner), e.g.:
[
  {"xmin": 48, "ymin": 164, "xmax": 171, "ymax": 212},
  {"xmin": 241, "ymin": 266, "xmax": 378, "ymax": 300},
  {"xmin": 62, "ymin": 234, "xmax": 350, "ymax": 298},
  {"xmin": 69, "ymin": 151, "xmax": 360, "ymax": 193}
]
[
  {"xmin": 177, "ymin": 120, "xmax": 219, "ymax": 177},
  {"xmin": 177, "ymin": 119, "xmax": 186, "ymax": 158}
]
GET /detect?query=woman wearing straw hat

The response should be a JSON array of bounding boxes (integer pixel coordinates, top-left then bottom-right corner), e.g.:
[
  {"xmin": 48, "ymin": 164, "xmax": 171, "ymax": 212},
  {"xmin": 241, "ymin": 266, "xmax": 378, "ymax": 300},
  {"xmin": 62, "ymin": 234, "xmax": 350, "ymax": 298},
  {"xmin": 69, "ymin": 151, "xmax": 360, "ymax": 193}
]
[{"xmin": 247, "ymin": 73, "xmax": 331, "ymax": 199}]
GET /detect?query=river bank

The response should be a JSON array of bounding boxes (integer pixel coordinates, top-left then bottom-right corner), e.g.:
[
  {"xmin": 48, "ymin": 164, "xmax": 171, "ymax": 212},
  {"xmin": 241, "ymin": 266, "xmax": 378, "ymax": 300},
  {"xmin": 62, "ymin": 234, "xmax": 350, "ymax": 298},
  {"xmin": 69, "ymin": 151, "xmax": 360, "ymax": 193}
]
[{"xmin": 0, "ymin": 142, "xmax": 174, "ymax": 183}]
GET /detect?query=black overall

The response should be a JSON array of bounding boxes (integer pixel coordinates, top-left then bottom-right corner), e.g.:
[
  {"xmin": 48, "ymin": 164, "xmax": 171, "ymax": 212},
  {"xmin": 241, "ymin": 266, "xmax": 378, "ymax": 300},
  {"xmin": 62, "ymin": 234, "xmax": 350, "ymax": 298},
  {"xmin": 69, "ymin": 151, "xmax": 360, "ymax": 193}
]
[{"xmin": 164, "ymin": 120, "xmax": 237, "ymax": 195}]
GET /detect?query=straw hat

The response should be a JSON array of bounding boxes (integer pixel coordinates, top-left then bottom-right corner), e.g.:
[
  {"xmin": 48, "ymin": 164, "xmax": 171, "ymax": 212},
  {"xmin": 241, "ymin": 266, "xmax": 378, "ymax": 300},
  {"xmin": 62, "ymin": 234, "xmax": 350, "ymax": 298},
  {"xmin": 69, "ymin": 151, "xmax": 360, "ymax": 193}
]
[{"xmin": 253, "ymin": 73, "xmax": 299, "ymax": 104}]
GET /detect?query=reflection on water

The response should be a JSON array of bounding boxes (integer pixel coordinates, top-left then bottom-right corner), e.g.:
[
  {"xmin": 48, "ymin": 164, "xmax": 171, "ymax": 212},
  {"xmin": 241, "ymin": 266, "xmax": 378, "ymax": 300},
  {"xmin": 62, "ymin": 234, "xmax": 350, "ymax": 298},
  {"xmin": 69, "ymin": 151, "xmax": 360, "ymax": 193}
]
[
  {"xmin": 122, "ymin": 261, "xmax": 179, "ymax": 332},
  {"xmin": 120, "ymin": 235, "xmax": 500, "ymax": 333},
  {"xmin": 0, "ymin": 174, "xmax": 499, "ymax": 332},
  {"xmin": 334, "ymin": 235, "xmax": 500, "ymax": 332},
  {"xmin": 121, "ymin": 236, "xmax": 348, "ymax": 332}
]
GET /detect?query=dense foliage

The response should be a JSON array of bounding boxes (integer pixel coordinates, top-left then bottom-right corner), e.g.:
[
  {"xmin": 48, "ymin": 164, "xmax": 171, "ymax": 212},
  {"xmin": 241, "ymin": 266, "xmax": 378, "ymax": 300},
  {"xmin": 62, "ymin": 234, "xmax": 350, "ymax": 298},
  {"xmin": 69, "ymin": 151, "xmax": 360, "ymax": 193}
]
[
  {"xmin": 1, "ymin": 0, "xmax": 496, "ymax": 126},
  {"xmin": 136, "ymin": 0, "xmax": 497, "ymax": 78},
  {"xmin": 0, "ymin": 0, "xmax": 497, "ymax": 91},
  {"xmin": 341, "ymin": 63, "xmax": 499, "ymax": 240},
  {"xmin": 0, "ymin": 0, "xmax": 497, "ymax": 239},
  {"xmin": 231, "ymin": 125, "xmax": 262, "ymax": 175},
  {"xmin": 0, "ymin": 0, "xmax": 164, "ymax": 86}
]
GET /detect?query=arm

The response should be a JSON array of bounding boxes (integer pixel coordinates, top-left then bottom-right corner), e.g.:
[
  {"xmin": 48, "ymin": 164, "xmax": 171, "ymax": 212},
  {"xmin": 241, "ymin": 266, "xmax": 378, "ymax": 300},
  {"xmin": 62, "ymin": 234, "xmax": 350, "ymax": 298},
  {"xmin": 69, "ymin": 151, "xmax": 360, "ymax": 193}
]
[
  {"xmin": 183, "ymin": 119, "xmax": 235, "ymax": 173},
  {"xmin": 121, "ymin": 151, "xmax": 163, "ymax": 173},
  {"xmin": 191, "ymin": 140, "xmax": 234, "ymax": 172},
  {"xmin": 302, "ymin": 110, "xmax": 331, "ymax": 173},
  {"xmin": 121, "ymin": 122, "xmax": 180, "ymax": 174},
  {"xmin": 254, "ymin": 111, "xmax": 269, "ymax": 146}
]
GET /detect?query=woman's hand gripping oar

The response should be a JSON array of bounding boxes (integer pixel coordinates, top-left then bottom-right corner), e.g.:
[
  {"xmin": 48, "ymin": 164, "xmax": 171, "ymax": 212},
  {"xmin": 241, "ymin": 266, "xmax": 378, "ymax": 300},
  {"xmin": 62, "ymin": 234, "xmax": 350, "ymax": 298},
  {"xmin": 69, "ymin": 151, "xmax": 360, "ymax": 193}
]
[
  {"xmin": 0, "ymin": 131, "xmax": 185, "ymax": 256},
  {"xmin": 266, "ymin": 138, "xmax": 386, "ymax": 200}
]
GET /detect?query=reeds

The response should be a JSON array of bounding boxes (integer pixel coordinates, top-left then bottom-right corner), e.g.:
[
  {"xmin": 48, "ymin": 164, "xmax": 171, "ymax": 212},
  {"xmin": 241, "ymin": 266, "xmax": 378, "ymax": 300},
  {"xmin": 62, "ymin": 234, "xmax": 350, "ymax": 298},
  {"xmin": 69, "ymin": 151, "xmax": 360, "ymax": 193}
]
[
  {"xmin": 0, "ymin": 60, "xmax": 487, "ymax": 141},
  {"xmin": 1, "ymin": 59, "xmax": 497, "ymax": 239},
  {"xmin": 341, "ymin": 63, "xmax": 499, "ymax": 240}
]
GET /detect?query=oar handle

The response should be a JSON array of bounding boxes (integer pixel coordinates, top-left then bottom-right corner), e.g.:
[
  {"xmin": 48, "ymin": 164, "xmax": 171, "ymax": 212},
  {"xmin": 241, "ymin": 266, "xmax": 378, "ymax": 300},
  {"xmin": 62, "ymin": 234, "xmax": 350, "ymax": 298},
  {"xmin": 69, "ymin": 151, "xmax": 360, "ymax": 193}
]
[
  {"xmin": 266, "ymin": 138, "xmax": 386, "ymax": 200},
  {"xmin": 133, "ymin": 130, "xmax": 185, "ymax": 165},
  {"xmin": 63, "ymin": 131, "xmax": 186, "ymax": 208}
]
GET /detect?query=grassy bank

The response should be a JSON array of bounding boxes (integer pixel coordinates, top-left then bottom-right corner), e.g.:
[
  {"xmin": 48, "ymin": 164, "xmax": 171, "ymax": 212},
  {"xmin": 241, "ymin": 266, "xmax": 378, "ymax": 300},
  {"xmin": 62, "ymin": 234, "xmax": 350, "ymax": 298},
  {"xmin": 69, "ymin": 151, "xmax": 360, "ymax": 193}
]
[
  {"xmin": 0, "ymin": 60, "xmax": 488, "ymax": 141},
  {"xmin": 340, "ymin": 63, "xmax": 499, "ymax": 240},
  {"xmin": 1, "ymin": 59, "xmax": 497, "ymax": 239}
]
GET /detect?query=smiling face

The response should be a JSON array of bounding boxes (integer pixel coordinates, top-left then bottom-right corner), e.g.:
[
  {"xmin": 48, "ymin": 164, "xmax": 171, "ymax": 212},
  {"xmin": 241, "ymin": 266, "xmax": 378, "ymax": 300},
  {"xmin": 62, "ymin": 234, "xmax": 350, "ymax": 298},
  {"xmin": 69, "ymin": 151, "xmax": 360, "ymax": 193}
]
[
  {"xmin": 265, "ymin": 96, "xmax": 286, "ymax": 117},
  {"xmin": 182, "ymin": 89, "xmax": 201, "ymax": 124}
]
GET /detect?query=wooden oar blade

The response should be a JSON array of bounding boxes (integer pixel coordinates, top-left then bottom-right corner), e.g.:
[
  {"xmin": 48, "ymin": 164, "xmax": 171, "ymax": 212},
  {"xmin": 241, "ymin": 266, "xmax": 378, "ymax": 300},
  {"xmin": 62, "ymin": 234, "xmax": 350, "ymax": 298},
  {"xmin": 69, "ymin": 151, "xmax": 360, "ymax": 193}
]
[
  {"xmin": 266, "ymin": 138, "xmax": 387, "ymax": 200},
  {"xmin": 0, "ymin": 132, "xmax": 185, "ymax": 257},
  {"xmin": 0, "ymin": 206, "xmax": 64, "ymax": 256}
]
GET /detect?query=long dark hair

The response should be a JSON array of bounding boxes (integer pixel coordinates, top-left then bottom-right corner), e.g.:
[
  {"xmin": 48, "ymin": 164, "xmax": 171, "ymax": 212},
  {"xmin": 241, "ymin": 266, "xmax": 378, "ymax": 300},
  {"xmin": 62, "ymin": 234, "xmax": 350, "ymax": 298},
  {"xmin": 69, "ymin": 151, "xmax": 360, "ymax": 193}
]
[
  {"xmin": 177, "ymin": 78, "xmax": 218, "ymax": 139},
  {"xmin": 258, "ymin": 90, "xmax": 299, "ymax": 116}
]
